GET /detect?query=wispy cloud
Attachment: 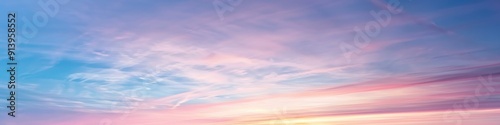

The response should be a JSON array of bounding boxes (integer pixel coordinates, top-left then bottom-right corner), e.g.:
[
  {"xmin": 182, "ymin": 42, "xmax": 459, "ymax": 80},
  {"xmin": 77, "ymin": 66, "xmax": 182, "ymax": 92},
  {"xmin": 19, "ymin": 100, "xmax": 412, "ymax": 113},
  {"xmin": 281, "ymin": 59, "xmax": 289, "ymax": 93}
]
[{"xmin": 3, "ymin": 0, "xmax": 500, "ymax": 125}]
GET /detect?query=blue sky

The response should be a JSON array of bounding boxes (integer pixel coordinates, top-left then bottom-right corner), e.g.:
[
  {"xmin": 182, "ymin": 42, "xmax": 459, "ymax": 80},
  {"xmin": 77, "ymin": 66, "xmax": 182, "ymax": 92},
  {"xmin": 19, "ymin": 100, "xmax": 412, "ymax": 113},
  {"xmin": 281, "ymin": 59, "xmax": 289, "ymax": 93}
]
[{"xmin": 1, "ymin": 0, "xmax": 500, "ymax": 124}]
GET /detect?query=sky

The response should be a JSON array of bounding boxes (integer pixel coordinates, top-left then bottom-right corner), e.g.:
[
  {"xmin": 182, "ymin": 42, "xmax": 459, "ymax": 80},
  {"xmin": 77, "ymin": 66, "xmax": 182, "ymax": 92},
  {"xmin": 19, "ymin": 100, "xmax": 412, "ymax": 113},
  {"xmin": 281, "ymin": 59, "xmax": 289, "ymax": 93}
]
[{"xmin": 0, "ymin": 0, "xmax": 500, "ymax": 124}]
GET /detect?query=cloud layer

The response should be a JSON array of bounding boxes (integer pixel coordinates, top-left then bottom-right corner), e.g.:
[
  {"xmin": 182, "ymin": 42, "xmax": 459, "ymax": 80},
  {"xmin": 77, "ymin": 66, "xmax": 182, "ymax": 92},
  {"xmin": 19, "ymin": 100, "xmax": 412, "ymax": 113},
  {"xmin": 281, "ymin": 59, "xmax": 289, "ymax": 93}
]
[{"xmin": 1, "ymin": 0, "xmax": 500, "ymax": 124}]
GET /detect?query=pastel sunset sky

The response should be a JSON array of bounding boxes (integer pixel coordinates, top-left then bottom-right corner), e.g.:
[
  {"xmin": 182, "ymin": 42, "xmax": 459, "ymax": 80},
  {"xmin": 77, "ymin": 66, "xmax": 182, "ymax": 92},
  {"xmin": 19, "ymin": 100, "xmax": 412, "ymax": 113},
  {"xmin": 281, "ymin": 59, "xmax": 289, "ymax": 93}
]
[{"xmin": 1, "ymin": 0, "xmax": 500, "ymax": 125}]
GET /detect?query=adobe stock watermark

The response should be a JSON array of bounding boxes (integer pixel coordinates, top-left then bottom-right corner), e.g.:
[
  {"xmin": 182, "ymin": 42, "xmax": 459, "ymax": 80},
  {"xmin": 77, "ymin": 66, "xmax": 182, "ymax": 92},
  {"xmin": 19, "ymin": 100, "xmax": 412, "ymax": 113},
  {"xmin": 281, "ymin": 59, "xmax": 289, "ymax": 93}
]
[
  {"xmin": 339, "ymin": 0, "xmax": 409, "ymax": 64},
  {"xmin": 5, "ymin": 0, "xmax": 70, "ymax": 118},
  {"xmin": 99, "ymin": 87, "xmax": 147, "ymax": 125},
  {"xmin": 443, "ymin": 74, "xmax": 497, "ymax": 125},
  {"xmin": 212, "ymin": 0, "xmax": 244, "ymax": 21},
  {"xmin": 269, "ymin": 106, "xmax": 295, "ymax": 125},
  {"xmin": 19, "ymin": 0, "xmax": 70, "ymax": 41}
]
